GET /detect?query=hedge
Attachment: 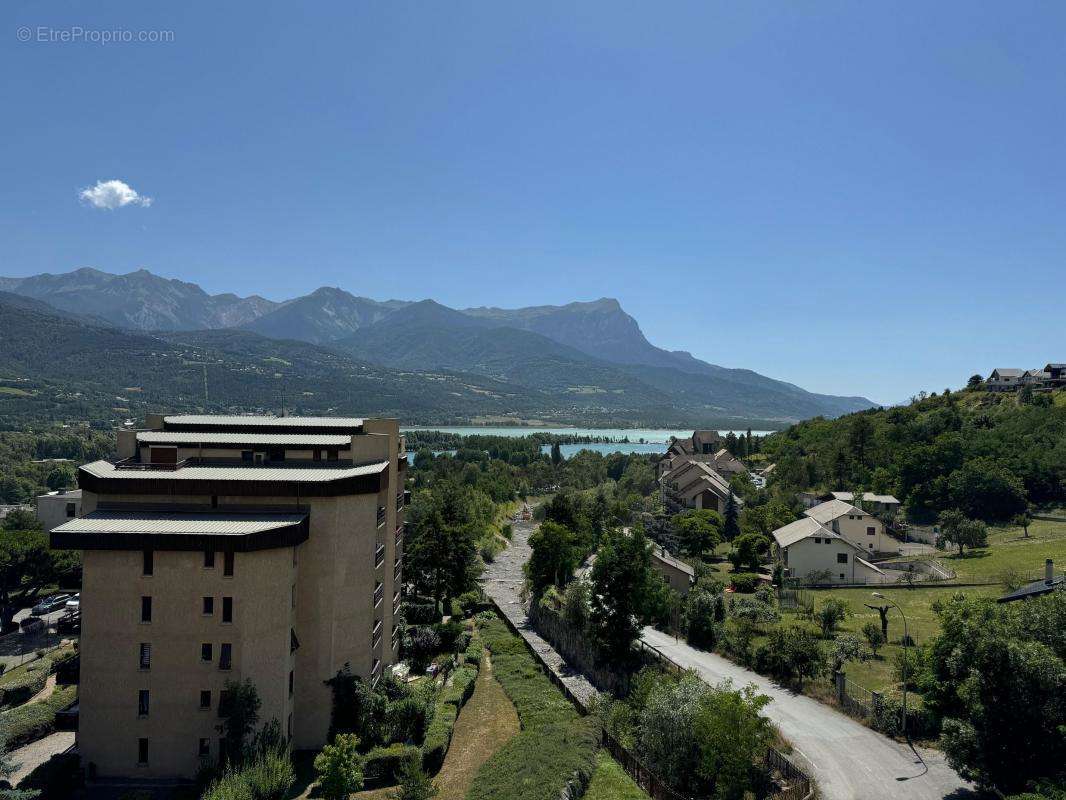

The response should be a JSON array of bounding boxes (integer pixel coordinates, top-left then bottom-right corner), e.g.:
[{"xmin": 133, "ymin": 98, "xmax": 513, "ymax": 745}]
[
  {"xmin": 478, "ymin": 616, "xmax": 578, "ymax": 729},
  {"xmin": 0, "ymin": 657, "xmax": 52, "ymax": 707},
  {"xmin": 442, "ymin": 666, "xmax": 477, "ymax": 707},
  {"xmin": 0, "ymin": 685, "xmax": 77, "ymax": 749},
  {"xmin": 465, "ymin": 717, "xmax": 600, "ymax": 800},
  {"xmin": 404, "ymin": 601, "xmax": 440, "ymax": 625},
  {"xmin": 730, "ymin": 573, "xmax": 761, "ymax": 593},
  {"xmin": 421, "ymin": 701, "xmax": 458, "ymax": 774},
  {"xmin": 364, "ymin": 743, "xmax": 422, "ymax": 787},
  {"xmin": 467, "ymin": 613, "xmax": 599, "ymax": 800},
  {"xmin": 464, "ymin": 638, "xmax": 485, "ymax": 666}
]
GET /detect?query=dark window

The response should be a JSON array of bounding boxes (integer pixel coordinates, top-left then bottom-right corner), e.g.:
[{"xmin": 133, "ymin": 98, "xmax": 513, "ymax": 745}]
[
  {"xmin": 200, "ymin": 690, "xmax": 211, "ymax": 709},
  {"xmin": 199, "ymin": 738, "xmax": 210, "ymax": 758},
  {"xmin": 814, "ymin": 537, "xmax": 821, "ymax": 544},
  {"xmin": 837, "ymin": 553, "xmax": 848, "ymax": 564},
  {"xmin": 867, "ymin": 527, "xmax": 876, "ymax": 536},
  {"xmin": 137, "ymin": 737, "xmax": 149, "ymax": 765},
  {"xmin": 287, "ymin": 713, "xmax": 292, "ymax": 738},
  {"xmin": 138, "ymin": 689, "xmax": 150, "ymax": 717},
  {"xmin": 201, "ymin": 643, "xmax": 212, "ymax": 662},
  {"xmin": 141, "ymin": 596, "xmax": 152, "ymax": 623},
  {"xmin": 241, "ymin": 450, "xmax": 253, "ymax": 463},
  {"xmin": 288, "ymin": 669, "xmax": 294, "ymax": 697},
  {"xmin": 219, "ymin": 643, "xmax": 232, "ymax": 670},
  {"xmin": 222, "ymin": 597, "xmax": 233, "ymax": 623},
  {"xmin": 139, "ymin": 643, "xmax": 151, "ymax": 670},
  {"xmin": 142, "ymin": 550, "xmax": 153, "ymax": 576},
  {"xmin": 218, "ymin": 690, "xmax": 231, "ymax": 717},
  {"xmin": 211, "ymin": 495, "xmax": 219, "ymax": 509},
  {"xmin": 65, "ymin": 502, "xmax": 76, "ymax": 518},
  {"xmin": 223, "ymin": 552, "xmax": 234, "ymax": 577},
  {"xmin": 202, "ymin": 596, "xmax": 214, "ymax": 615},
  {"xmin": 290, "ymin": 628, "xmax": 300, "ymax": 653},
  {"xmin": 204, "ymin": 550, "xmax": 215, "ymax": 568}
]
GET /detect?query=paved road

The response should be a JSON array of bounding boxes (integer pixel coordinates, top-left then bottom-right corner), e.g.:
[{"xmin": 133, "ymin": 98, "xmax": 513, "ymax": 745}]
[{"xmin": 642, "ymin": 627, "xmax": 976, "ymax": 800}]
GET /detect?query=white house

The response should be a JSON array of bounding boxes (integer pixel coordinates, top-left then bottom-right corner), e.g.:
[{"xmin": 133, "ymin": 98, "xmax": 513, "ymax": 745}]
[
  {"xmin": 35, "ymin": 488, "xmax": 81, "ymax": 532},
  {"xmin": 804, "ymin": 499, "xmax": 895, "ymax": 555},
  {"xmin": 773, "ymin": 517, "xmax": 886, "ymax": 585},
  {"xmin": 824, "ymin": 491, "xmax": 901, "ymax": 515}
]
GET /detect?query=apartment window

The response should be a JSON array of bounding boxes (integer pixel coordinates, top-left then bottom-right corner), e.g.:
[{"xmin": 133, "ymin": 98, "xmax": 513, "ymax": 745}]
[
  {"xmin": 199, "ymin": 738, "xmax": 210, "ymax": 758},
  {"xmin": 291, "ymin": 584, "xmax": 296, "ymax": 609},
  {"xmin": 139, "ymin": 643, "xmax": 151, "ymax": 670},
  {"xmin": 223, "ymin": 551, "xmax": 234, "ymax": 577},
  {"xmin": 219, "ymin": 643, "xmax": 232, "ymax": 670},
  {"xmin": 290, "ymin": 628, "xmax": 300, "ymax": 653},
  {"xmin": 137, "ymin": 737, "xmax": 149, "ymax": 766},
  {"xmin": 241, "ymin": 450, "xmax": 253, "ymax": 463},
  {"xmin": 142, "ymin": 550, "xmax": 153, "ymax": 576},
  {"xmin": 211, "ymin": 495, "xmax": 219, "ymax": 509},
  {"xmin": 203, "ymin": 596, "xmax": 214, "ymax": 615},
  {"xmin": 837, "ymin": 553, "xmax": 848, "ymax": 564},
  {"xmin": 288, "ymin": 669, "xmax": 294, "ymax": 697},
  {"xmin": 204, "ymin": 550, "xmax": 215, "ymax": 569},
  {"xmin": 201, "ymin": 643, "xmax": 213, "ymax": 662},
  {"xmin": 287, "ymin": 713, "xmax": 292, "ymax": 739},
  {"xmin": 222, "ymin": 597, "xmax": 233, "ymax": 623},
  {"xmin": 376, "ymin": 506, "xmax": 386, "ymax": 527},
  {"xmin": 65, "ymin": 502, "xmax": 76, "ymax": 518},
  {"xmin": 200, "ymin": 690, "xmax": 211, "ymax": 709},
  {"xmin": 373, "ymin": 581, "xmax": 384, "ymax": 607},
  {"xmin": 138, "ymin": 689, "xmax": 150, "ymax": 717},
  {"xmin": 867, "ymin": 527, "xmax": 876, "ymax": 536},
  {"xmin": 141, "ymin": 596, "xmax": 152, "ymax": 623}
]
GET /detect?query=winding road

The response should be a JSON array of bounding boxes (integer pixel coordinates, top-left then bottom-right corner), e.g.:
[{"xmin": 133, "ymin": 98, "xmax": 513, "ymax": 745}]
[{"xmin": 642, "ymin": 627, "xmax": 976, "ymax": 800}]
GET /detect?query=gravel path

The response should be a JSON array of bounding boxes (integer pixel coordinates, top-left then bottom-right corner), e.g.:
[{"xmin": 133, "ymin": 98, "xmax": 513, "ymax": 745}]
[
  {"xmin": 7, "ymin": 731, "xmax": 75, "ymax": 786},
  {"xmin": 642, "ymin": 627, "xmax": 976, "ymax": 800},
  {"xmin": 479, "ymin": 510, "xmax": 599, "ymax": 708}
]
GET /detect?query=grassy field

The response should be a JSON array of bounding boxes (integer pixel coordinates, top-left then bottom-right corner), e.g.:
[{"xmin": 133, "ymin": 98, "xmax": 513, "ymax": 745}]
[
  {"xmin": 584, "ymin": 751, "xmax": 650, "ymax": 800},
  {"xmin": 935, "ymin": 517, "xmax": 1066, "ymax": 581}
]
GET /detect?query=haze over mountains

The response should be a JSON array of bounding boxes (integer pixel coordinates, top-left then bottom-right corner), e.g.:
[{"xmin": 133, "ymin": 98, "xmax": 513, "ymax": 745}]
[{"xmin": 0, "ymin": 267, "xmax": 875, "ymax": 426}]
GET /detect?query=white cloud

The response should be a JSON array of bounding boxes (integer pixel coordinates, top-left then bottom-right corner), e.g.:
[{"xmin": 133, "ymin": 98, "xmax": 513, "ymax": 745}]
[{"xmin": 79, "ymin": 179, "xmax": 153, "ymax": 210}]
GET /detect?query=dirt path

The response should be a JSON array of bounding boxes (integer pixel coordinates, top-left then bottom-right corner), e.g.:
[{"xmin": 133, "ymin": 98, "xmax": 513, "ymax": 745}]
[
  {"xmin": 25, "ymin": 673, "xmax": 57, "ymax": 704},
  {"xmin": 434, "ymin": 654, "xmax": 520, "ymax": 800}
]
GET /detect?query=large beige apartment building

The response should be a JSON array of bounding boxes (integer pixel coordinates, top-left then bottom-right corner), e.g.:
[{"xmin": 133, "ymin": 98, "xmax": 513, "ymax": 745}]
[{"xmin": 50, "ymin": 414, "xmax": 407, "ymax": 780}]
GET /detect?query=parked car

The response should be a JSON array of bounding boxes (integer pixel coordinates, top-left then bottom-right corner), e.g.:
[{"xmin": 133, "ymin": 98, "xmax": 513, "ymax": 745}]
[
  {"xmin": 31, "ymin": 594, "xmax": 71, "ymax": 615},
  {"xmin": 19, "ymin": 616, "xmax": 45, "ymax": 634},
  {"xmin": 64, "ymin": 597, "xmax": 80, "ymax": 612},
  {"xmin": 56, "ymin": 612, "xmax": 81, "ymax": 634}
]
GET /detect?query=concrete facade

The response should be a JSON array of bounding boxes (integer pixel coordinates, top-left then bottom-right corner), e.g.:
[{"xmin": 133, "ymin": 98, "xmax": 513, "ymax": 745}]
[
  {"xmin": 35, "ymin": 489, "xmax": 81, "ymax": 532},
  {"xmin": 52, "ymin": 415, "xmax": 406, "ymax": 780}
]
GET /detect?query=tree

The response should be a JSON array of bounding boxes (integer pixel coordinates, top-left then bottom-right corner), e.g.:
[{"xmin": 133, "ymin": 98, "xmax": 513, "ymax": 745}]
[
  {"xmin": 927, "ymin": 594, "xmax": 1066, "ymax": 793},
  {"xmin": 407, "ymin": 627, "xmax": 441, "ymax": 674},
  {"xmin": 217, "ymin": 678, "xmax": 261, "ymax": 764},
  {"xmin": 947, "ymin": 458, "xmax": 1028, "ymax": 521},
  {"xmin": 727, "ymin": 533, "xmax": 769, "ymax": 573},
  {"xmin": 848, "ymin": 414, "xmax": 875, "ymax": 472},
  {"xmin": 550, "ymin": 442, "xmax": 563, "ymax": 466},
  {"xmin": 723, "ymin": 492, "xmax": 741, "ymax": 541},
  {"xmin": 590, "ymin": 527, "xmax": 653, "ymax": 664},
  {"xmin": 405, "ymin": 482, "xmax": 482, "ymax": 610},
  {"xmin": 966, "ymin": 374, "xmax": 984, "ymax": 390},
  {"xmin": 0, "ymin": 509, "xmax": 40, "ymax": 532},
  {"xmin": 816, "ymin": 597, "xmax": 850, "ymax": 638},
  {"xmin": 755, "ymin": 626, "xmax": 826, "ymax": 688},
  {"xmin": 862, "ymin": 621, "xmax": 885, "ymax": 657},
  {"xmin": 831, "ymin": 633, "xmax": 868, "ymax": 673},
  {"xmin": 391, "ymin": 755, "xmax": 437, "ymax": 800},
  {"xmin": 314, "ymin": 734, "xmax": 365, "ymax": 800},
  {"xmin": 1012, "ymin": 509, "xmax": 1034, "ymax": 538},
  {"xmin": 671, "ymin": 509, "xmax": 723, "ymax": 560},
  {"xmin": 937, "ymin": 510, "xmax": 988, "ymax": 556},
  {"xmin": 864, "ymin": 603, "xmax": 891, "ymax": 641},
  {"xmin": 561, "ymin": 578, "xmax": 590, "ymax": 629},
  {"xmin": 526, "ymin": 521, "xmax": 577, "ymax": 594},
  {"xmin": 45, "ymin": 464, "xmax": 76, "ymax": 491},
  {"xmin": 693, "ymin": 684, "xmax": 774, "ymax": 800},
  {"xmin": 686, "ymin": 588, "xmax": 721, "ymax": 649}
]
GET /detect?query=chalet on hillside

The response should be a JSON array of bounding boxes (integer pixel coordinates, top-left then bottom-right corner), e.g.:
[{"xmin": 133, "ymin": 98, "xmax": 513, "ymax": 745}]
[
  {"xmin": 804, "ymin": 499, "xmax": 895, "ymax": 555},
  {"xmin": 772, "ymin": 517, "xmax": 886, "ymax": 585},
  {"xmin": 661, "ymin": 459, "xmax": 742, "ymax": 516},
  {"xmin": 987, "ymin": 368, "xmax": 1025, "ymax": 391}
]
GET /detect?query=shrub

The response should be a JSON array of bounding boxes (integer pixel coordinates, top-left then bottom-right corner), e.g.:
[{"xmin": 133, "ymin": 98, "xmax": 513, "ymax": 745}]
[
  {"xmin": 240, "ymin": 748, "xmax": 296, "ymax": 800},
  {"xmin": 871, "ymin": 694, "xmax": 940, "ymax": 740},
  {"xmin": 421, "ymin": 702, "xmax": 457, "ymax": 774},
  {"xmin": 404, "ymin": 601, "xmax": 440, "ymax": 625},
  {"xmin": 685, "ymin": 589, "xmax": 720, "ymax": 650},
  {"xmin": 0, "ymin": 684, "xmax": 76, "ymax": 749},
  {"xmin": 464, "ymin": 638, "xmax": 484, "ymax": 665},
  {"xmin": 363, "ymin": 743, "xmax": 421, "ymax": 786},
  {"xmin": 407, "ymin": 627, "xmax": 441, "ymax": 673},
  {"xmin": 443, "ymin": 665, "xmax": 478, "ymax": 707},
  {"xmin": 314, "ymin": 734, "xmax": 365, "ymax": 800},
  {"xmin": 433, "ymin": 621, "xmax": 465, "ymax": 652},
  {"xmin": 729, "ymin": 573, "xmax": 760, "ymax": 593},
  {"xmin": 754, "ymin": 627, "xmax": 826, "ymax": 688},
  {"xmin": 817, "ymin": 598, "xmax": 850, "ymax": 638},
  {"xmin": 392, "ymin": 756, "xmax": 438, "ymax": 800},
  {"xmin": 386, "ymin": 696, "xmax": 430, "ymax": 744},
  {"xmin": 0, "ymin": 658, "xmax": 52, "ymax": 707},
  {"xmin": 455, "ymin": 590, "xmax": 483, "ymax": 617}
]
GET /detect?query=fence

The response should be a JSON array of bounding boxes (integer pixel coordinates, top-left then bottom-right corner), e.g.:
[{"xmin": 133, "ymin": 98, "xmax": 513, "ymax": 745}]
[
  {"xmin": 602, "ymin": 729, "xmax": 698, "ymax": 800},
  {"xmin": 778, "ymin": 585, "xmax": 814, "ymax": 612},
  {"xmin": 834, "ymin": 672, "xmax": 874, "ymax": 718}
]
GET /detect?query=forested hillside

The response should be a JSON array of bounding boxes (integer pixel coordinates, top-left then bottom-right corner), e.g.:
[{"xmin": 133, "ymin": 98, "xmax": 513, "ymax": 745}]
[{"xmin": 763, "ymin": 388, "xmax": 1066, "ymax": 521}]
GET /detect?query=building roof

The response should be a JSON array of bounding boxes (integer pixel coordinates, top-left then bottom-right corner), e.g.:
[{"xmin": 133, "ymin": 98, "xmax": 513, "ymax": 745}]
[
  {"xmin": 828, "ymin": 491, "xmax": 899, "ymax": 505},
  {"xmin": 773, "ymin": 517, "xmax": 839, "ymax": 548},
  {"xmin": 650, "ymin": 545, "xmax": 695, "ymax": 578},
  {"xmin": 38, "ymin": 489, "xmax": 82, "ymax": 500},
  {"xmin": 80, "ymin": 459, "xmax": 387, "ymax": 483},
  {"xmin": 804, "ymin": 499, "xmax": 867, "ymax": 524},
  {"xmin": 990, "ymin": 368, "xmax": 1025, "ymax": 378},
  {"xmin": 163, "ymin": 414, "xmax": 364, "ymax": 428},
  {"xmin": 51, "ymin": 510, "xmax": 309, "ymax": 551},
  {"xmin": 997, "ymin": 575, "xmax": 1065, "ymax": 603},
  {"xmin": 137, "ymin": 431, "xmax": 353, "ymax": 447},
  {"xmin": 1045, "ymin": 363, "xmax": 1066, "ymax": 370}
]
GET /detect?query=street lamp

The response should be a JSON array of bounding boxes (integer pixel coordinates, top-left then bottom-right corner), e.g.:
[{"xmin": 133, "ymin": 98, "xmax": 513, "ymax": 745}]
[{"xmin": 871, "ymin": 592, "xmax": 911, "ymax": 749}]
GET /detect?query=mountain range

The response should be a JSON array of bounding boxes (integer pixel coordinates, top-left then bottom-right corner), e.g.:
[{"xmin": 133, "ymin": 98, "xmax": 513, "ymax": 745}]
[{"xmin": 0, "ymin": 267, "xmax": 875, "ymax": 427}]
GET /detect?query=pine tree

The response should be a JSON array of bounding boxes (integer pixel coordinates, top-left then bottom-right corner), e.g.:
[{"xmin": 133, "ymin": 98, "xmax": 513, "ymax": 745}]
[
  {"xmin": 723, "ymin": 491, "xmax": 740, "ymax": 542},
  {"xmin": 550, "ymin": 441, "xmax": 563, "ymax": 466}
]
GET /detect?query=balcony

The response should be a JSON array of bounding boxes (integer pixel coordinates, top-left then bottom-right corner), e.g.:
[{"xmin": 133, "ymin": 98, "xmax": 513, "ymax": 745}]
[
  {"xmin": 395, "ymin": 493, "xmax": 404, "ymax": 512},
  {"xmin": 392, "ymin": 591, "xmax": 401, "ymax": 614},
  {"xmin": 373, "ymin": 581, "xmax": 384, "ymax": 608},
  {"xmin": 371, "ymin": 619, "xmax": 383, "ymax": 650},
  {"xmin": 395, "ymin": 523, "xmax": 404, "ymax": 544},
  {"xmin": 376, "ymin": 506, "xmax": 386, "ymax": 527},
  {"xmin": 374, "ymin": 543, "xmax": 386, "ymax": 569}
]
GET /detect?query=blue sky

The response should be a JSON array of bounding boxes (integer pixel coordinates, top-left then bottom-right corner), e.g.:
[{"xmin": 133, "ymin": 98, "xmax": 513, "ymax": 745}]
[{"xmin": 2, "ymin": 1, "xmax": 1064, "ymax": 404}]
